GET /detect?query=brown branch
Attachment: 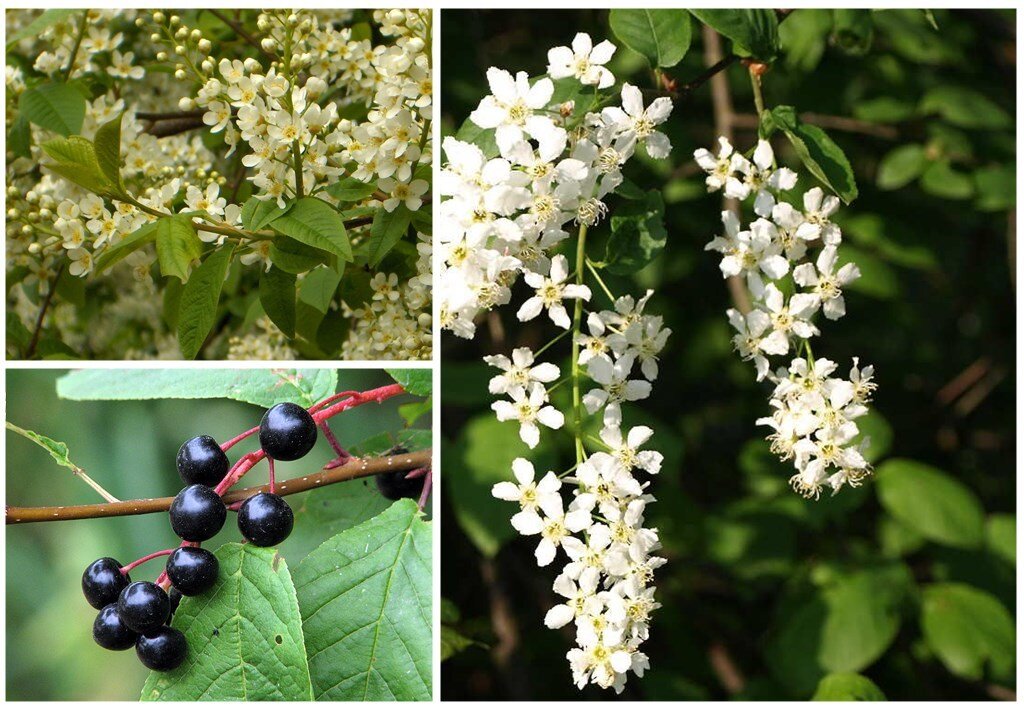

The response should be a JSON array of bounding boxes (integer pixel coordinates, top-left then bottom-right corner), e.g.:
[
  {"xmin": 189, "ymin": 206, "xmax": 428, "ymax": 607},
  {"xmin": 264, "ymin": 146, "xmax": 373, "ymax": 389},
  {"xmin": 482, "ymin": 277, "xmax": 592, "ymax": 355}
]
[
  {"xmin": 676, "ymin": 54, "xmax": 740, "ymax": 99},
  {"xmin": 24, "ymin": 261, "xmax": 65, "ymax": 358},
  {"xmin": 144, "ymin": 116, "xmax": 207, "ymax": 138},
  {"xmin": 704, "ymin": 24, "xmax": 752, "ymax": 315},
  {"xmin": 731, "ymin": 111, "xmax": 898, "ymax": 139},
  {"xmin": 135, "ymin": 110, "xmax": 204, "ymax": 122},
  {"xmin": 207, "ymin": 9, "xmax": 278, "ymax": 62},
  {"xmin": 6, "ymin": 448, "xmax": 431, "ymax": 524}
]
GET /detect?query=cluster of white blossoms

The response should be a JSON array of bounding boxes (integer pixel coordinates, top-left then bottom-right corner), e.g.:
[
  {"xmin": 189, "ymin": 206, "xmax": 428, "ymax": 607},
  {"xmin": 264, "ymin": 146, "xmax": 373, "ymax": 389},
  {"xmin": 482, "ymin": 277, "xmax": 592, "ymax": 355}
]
[
  {"xmin": 441, "ymin": 33, "xmax": 671, "ymax": 692},
  {"xmin": 696, "ymin": 137, "xmax": 878, "ymax": 498},
  {"xmin": 5, "ymin": 9, "xmax": 431, "ymax": 359}
]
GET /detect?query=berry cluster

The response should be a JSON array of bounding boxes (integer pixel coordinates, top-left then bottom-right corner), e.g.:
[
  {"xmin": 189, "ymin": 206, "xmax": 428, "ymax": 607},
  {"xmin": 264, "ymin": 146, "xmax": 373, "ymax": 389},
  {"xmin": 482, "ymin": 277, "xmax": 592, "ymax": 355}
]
[{"xmin": 82, "ymin": 401, "xmax": 316, "ymax": 671}]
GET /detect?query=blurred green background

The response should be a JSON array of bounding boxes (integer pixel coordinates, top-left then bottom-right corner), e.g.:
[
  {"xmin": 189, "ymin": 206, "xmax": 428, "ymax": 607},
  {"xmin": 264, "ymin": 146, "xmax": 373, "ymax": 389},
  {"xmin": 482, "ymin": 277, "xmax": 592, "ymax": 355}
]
[
  {"xmin": 6, "ymin": 368, "xmax": 419, "ymax": 701},
  {"xmin": 440, "ymin": 8, "xmax": 1016, "ymax": 701}
]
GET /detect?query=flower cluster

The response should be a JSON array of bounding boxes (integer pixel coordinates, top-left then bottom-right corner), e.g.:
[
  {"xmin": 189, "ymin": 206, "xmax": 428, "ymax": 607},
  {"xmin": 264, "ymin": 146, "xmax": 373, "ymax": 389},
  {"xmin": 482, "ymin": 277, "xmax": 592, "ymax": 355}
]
[
  {"xmin": 440, "ymin": 33, "xmax": 672, "ymax": 693},
  {"xmin": 696, "ymin": 137, "xmax": 878, "ymax": 498},
  {"xmin": 5, "ymin": 9, "xmax": 431, "ymax": 359}
]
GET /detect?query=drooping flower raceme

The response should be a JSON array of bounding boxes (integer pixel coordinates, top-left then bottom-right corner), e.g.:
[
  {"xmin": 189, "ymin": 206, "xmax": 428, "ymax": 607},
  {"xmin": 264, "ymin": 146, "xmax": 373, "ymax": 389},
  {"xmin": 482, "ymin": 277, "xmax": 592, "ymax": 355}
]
[
  {"xmin": 697, "ymin": 138, "xmax": 878, "ymax": 499},
  {"xmin": 440, "ymin": 33, "xmax": 672, "ymax": 694}
]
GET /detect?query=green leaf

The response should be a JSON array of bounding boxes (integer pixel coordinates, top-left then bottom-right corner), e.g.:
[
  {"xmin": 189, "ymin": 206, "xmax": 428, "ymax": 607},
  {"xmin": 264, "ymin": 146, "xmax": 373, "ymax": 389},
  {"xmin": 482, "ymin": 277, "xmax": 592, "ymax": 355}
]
[
  {"xmin": 973, "ymin": 164, "xmax": 1015, "ymax": 211},
  {"xmin": 325, "ymin": 177, "xmax": 377, "ymax": 203},
  {"xmin": 811, "ymin": 673, "xmax": 886, "ymax": 701},
  {"xmin": 771, "ymin": 106, "xmax": 858, "ymax": 203},
  {"xmin": 831, "ymin": 9, "xmax": 874, "ymax": 55},
  {"xmin": 919, "ymin": 86, "xmax": 1011, "ymax": 130},
  {"xmin": 398, "ymin": 398, "xmax": 432, "ymax": 427},
  {"xmin": 876, "ymin": 144, "xmax": 927, "ymax": 190},
  {"xmin": 6, "ymin": 9, "xmax": 77, "ymax": 47},
  {"xmin": 298, "ymin": 267, "xmax": 342, "ymax": 313},
  {"xmin": 93, "ymin": 111, "xmax": 124, "ymax": 190},
  {"xmin": 920, "ymin": 583, "xmax": 1015, "ymax": 682},
  {"xmin": 241, "ymin": 197, "xmax": 290, "ymax": 231},
  {"xmin": 94, "ymin": 220, "xmax": 158, "ymax": 273},
  {"xmin": 141, "ymin": 543, "xmax": 313, "ymax": 701},
  {"xmin": 156, "ymin": 216, "xmax": 203, "ymax": 283},
  {"xmin": 441, "ymin": 626, "xmax": 483, "ymax": 662},
  {"xmin": 386, "ymin": 368, "xmax": 432, "ymax": 397},
  {"xmin": 853, "ymin": 96, "xmax": 917, "ymax": 123},
  {"xmin": 920, "ymin": 160, "xmax": 974, "ymax": 200},
  {"xmin": 269, "ymin": 236, "xmax": 329, "ymax": 274},
  {"xmin": 18, "ymin": 81, "xmax": 86, "ymax": 136},
  {"xmin": 57, "ymin": 368, "xmax": 338, "ymax": 408},
  {"xmin": 283, "ymin": 479, "xmax": 392, "ymax": 562},
  {"xmin": 766, "ymin": 564, "xmax": 912, "ymax": 695},
  {"xmin": 5, "ymin": 421, "xmax": 79, "ymax": 472},
  {"xmin": 259, "ymin": 266, "xmax": 296, "ymax": 339},
  {"xmin": 608, "ymin": 9, "xmax": 692, "ymax": 68},
  {"xmin": 690, "ymin": 9, "xmax": 780, "ymax": 61},
  {"xmin": 271, "ymin": 197, "xmax": 352, "ymax": 262},
  {"xmin": 294, "ymin": 500, "xmax": 431, "ymax": 701},
  {"xmin": 450, "ymin": 415, "xmax": 558, "ymax": 557},
  {"xmin": 7, "ymin": 115, "xmax": 32, "ymax": 159},
  {"xmin": 366, "ymin": 206, "xmax": 412, "ymax": 267},
  {"xmin": 454, "ymin": 117, "xmax": 499, "ymax": 159},
  {"xmin": 605, "ymin": 190, "xmax": 667, "ymax": 274},
  {"xmin": 875, "ymin": 459, "xmax": 985, "ymax": 549},
  {"xmin": 40, "ymin": 135, "xmax": 114, "ymax": 195},
  {"xmin": 985, "ymin": 514, "xmax": 1015, "ymax": 566},
  {"xmin": 176, "ymin": 248, "xmax": 232, "ymax": 359}
]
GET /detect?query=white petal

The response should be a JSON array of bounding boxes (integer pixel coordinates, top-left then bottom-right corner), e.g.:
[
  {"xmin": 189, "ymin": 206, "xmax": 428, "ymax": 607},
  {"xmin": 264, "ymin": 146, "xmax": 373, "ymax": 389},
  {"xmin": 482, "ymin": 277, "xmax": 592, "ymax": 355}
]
[
  {"xmin": 544, "ymin": 604, "xmax": 575, "ymax": 629},
  {"xmin": 491, "ymin": 481, "xmax": 521, "ymax": 501}
]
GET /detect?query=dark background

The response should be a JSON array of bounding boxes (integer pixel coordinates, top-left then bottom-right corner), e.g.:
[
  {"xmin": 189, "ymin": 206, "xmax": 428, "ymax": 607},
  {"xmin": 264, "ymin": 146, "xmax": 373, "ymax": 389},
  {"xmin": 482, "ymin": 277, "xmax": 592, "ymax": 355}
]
[{"xmin": 439, "ymin": 8, "xmax": 1016, "ymax": 701}]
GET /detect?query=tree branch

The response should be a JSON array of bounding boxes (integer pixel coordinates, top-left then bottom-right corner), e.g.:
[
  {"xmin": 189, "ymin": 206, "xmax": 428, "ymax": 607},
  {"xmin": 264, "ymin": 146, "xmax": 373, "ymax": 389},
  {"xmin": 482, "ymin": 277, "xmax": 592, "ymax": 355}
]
[
  {"xmin": 6, "ymin": 448, "xmax": 430, "ymax": 524},
  {"xmin": 704, "ymin": 24, "xmax": 752, "ymax": 315},
  {"xmin": 208, "ymin": 9, "xmax": 278, "ymax": 62},
  {"xmin": 24, "ymin": 261, "xmax": 65, "ymax": 358},
  {"xmin": 731, "ymin": 111, "xmax": 899, "ymax": 139}
]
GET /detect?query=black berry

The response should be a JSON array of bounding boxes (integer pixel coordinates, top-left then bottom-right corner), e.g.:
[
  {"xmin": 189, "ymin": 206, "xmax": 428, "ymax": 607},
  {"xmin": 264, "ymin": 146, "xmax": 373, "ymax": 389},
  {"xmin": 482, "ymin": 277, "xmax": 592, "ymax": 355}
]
[
  {"xmin": 168, "ymin": 588, "xmax": 182, "ymax": 620},
  {"xmin": 92, "ymin": 604, "xmax": 138, "ymax": 650},
  {"xmin": 117, "ymin": 581, "xmax": 169, "ymax": 634},
  {"xmin": 82, "ymin": 557, "xmax": 131, "ymax": 609},
  {"xmin": 375, "ymin": 447, "xmax": 422, "ymax": 501},
  {"xmin": 238, "ymin": 492, "xmax": 294, "ymax": 547},
  {"xmin": 136, "ymin": 626, "xmax": 187, "ymax": 671},
  {"xmin": 166, "ymin": 546, "xmax": 219, "ymax": 596},
  {"xmin": 169, "ymin": 484, "xmax": 227, "ymax": 541},
  {"xmin": 259, "ymin": 402, "xmax": 317, "ymax": 461},
  {"xmin": 176, "ymin": 435, "xmax": 230, "ymax": 488}
]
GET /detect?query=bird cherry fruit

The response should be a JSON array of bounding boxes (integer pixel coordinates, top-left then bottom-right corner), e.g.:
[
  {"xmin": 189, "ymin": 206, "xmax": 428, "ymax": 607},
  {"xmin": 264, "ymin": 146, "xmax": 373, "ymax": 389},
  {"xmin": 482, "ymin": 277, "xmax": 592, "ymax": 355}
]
[
  {"xmin": 165, "ymin": 546, "xmax": 220, "ymax": 596},
  {"xmin": 237, "ymin": 492, "xmax": 294, "ymax": 547},
  {"xmin": 258, "ymin": 402, "xmax": 317, "ymax": 461},
  {"xmin": 117, "ymin": 581, "xmax": 170, "ymax": 634},
  {"xmin": 169, "ymin": 484, "xmax": 227, "ymax": 541},
  {"xmin": 82, "ymin": 557, "xmax": 131, "ymax": 610},
  {"xmin": 176, "ymin": 435, "xmax": 230, "ymax": 488}
]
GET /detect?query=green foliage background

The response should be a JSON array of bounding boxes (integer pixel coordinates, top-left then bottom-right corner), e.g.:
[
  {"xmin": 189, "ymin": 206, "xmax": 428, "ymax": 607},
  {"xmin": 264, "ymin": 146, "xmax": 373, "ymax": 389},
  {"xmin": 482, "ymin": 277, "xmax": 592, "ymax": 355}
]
[
  {"xmin": 440, "ymin": 8, "xmax": 1016, "ymax": 701},
  {"xmin": 5, "ymin": 368, "xmax": 426, "ymax": 701}
]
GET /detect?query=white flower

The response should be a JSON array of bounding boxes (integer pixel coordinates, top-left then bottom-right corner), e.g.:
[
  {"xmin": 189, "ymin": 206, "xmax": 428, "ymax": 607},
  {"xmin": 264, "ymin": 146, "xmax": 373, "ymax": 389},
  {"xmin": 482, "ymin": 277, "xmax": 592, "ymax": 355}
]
[
  {"xmin": 517, "ymin": 255, "xmax": 591, "ymax": 329},
  {"xmin": 378, "ymin": 177, "xmax": 429, "ymax": 212},
  {"xmin": 546, "ymin": 33, "xmax": 616, "ymax": 88},
  {"xmin": 792, "ymin": 245, "xmax": 861, "ymax": 320},
  {"xmin": 694, "ymin": 137, "xmax": 745, "ymax": 192},
  {"xmin": 725, "ymin": 139, "xmax": 798, "ymax": 216},
  {"xmin": 491, "ymin": 383, "xmax": 565, "ymax": 449},
  {"xmin": 469, "ymin": 68, "xmax": 561, "ymax": 154},
  {"xmin": 492, "ymin": 457, "xmax": 563, "ymax": 517},
  {"xmin": 593, "ymin": 425, "xmax": 664, "ymax": 477},
  {"xmin": 510, "ymin": 493, "xmax": 592, "ymax": 566},
  {"xmin": 484, "ymin": 347, "xmax": 560, "ymax": 395},
  {"xmin": 601, "ymin": 84, "xmax": 673, "ymax": 159},
  {"xmin": 583, "ymin": 353, "xmax": 652, "ymax": 425},
  {"xmin": 727, "ymin": 308, "xmax": 789, "ymax": 381},
  {"xmin": 802, "ymin": 187, "xmax": 842, "ymax": 244},
  {"xmin": 544, "ymin": 568, "xmax": 603, "ymax": 629}
]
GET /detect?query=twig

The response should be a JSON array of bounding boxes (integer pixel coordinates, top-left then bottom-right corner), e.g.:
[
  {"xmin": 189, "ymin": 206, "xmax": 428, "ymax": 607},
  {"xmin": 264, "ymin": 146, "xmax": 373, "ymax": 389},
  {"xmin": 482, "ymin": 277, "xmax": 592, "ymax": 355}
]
[
  {"xmin": 676, "ymin": 54, "xmax": 740, "ymax": 99},
  {"xmin": 6, "ymin": 449, "xmax": 431, "ymax": 524},
  {"xmin": 731, "ymin": 112, "xmax": 899, "ymax": 139},
  {"xmin": 704, "ymin": 25, "xmax": 752, "ymax": 314},
  {"xmin": 62, "ymin": 11, "xmax": 89, "ymax": 82},
  {"xmin": 24, "ymin": 262, "xmax": 65, "ymax": 358},
  {"xmin": 208, "ymin": 9, "xmax": 278, "ymax": 62}
]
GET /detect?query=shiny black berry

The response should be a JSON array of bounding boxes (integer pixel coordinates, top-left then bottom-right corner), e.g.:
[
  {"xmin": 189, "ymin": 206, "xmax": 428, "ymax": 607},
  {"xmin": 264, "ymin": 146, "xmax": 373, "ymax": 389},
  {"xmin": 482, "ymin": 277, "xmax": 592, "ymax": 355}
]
[
  {"xmin": 136, "ymin": 626, "xmax": 187, "ymax": 671},
  {"xmin": 176, "ymin": 435, "xmax": 230, "ymax": 488},
  {"xmin": 169, "ymin": 484, "xmax": 226, "ymax": 541},
  {"xmin": 92, "ymin": 604, "xmax": 138, "ymax": 650},
  {"xmin": 259, "ymin": 402, "xmax": 317, "ymax": 461},
  {"xmin": 238, "ymin": 492, "xmax": 294, "ymax": 547},
  {"xmin": 82, "ymin": 557, "xmax": 131, "ymax": 610},
  {"xmin": 168, "ymin": 588, "xmax": 182, "ymax": 620},
  {"xmin": 166, "ymin": 546, "xmax": 219, "ymax": 596},
  {"xmin": 375, "ymin": 447, "xmax": 422, "ymax": 501},
  {"xmin": 117, "ymin": 581, "xmax": 169, "ymax": 634}
]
